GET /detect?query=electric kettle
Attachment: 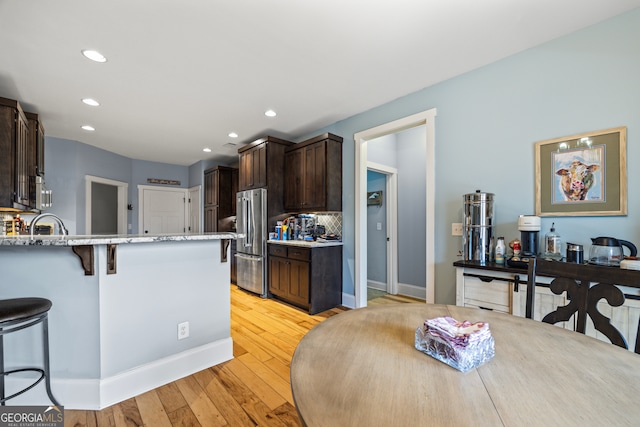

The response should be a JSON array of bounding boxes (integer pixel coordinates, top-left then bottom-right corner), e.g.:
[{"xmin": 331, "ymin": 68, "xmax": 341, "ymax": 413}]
[{"xmin": 588, "ymin": 237, "xmax": 638, "ymax": 266}]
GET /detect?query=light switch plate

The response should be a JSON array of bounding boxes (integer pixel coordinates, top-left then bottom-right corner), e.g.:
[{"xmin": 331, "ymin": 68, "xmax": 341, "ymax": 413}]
[{"xmin": 451, "ymin": 223, "xmax": 463, "ymax": 236}]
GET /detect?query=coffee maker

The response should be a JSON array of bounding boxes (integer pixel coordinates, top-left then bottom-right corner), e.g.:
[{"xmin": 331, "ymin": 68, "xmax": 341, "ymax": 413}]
[{"xmin": 518, "ymin": 215, "xmax": 540, "ymax": 257}]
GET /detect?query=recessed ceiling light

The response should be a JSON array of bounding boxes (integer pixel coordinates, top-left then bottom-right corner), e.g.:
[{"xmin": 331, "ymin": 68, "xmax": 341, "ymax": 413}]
[
  {"xmin": 81, "ymin": 125, "xmax": 95, "ymax": 131},
  {"xmin": 264, "ymin": 110, "xmax": 277, "ymax": 117},
  {"xmin": 203, "ymin": 148, "xmax": 212, "ymax": 153},
  {"xmin": 82, "ymin": 98, "xmax": 100, "ymax": 107},
  {"xmin": 228, "ymin": 132, "xmax": 238, "ymax": 138},
  {"xmin": 81, "ymin": 50, "xmax": 107, "ymax": 63}
]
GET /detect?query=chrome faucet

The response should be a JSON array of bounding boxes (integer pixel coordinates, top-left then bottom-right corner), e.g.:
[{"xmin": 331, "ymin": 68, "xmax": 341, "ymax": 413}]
[{"xmin": 30, "ymin": 213, "xmax": 69, "ymax": 237}]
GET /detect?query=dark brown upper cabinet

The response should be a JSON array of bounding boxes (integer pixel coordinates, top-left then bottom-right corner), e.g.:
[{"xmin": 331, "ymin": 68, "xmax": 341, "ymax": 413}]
[
  {"xmin": 0, "ymin": 96, "xmax": 35, "ymax": 211},
  {"xmin": 237, "ymin": 136, "xmax": 293, "ymax": 191},
  {"xmin": 204, "ymin": 165, "xmax": 238, "ymax": 232},
  {"xmin": 284, "ymin": 133, "xmax": 342, "ymax": 212}
]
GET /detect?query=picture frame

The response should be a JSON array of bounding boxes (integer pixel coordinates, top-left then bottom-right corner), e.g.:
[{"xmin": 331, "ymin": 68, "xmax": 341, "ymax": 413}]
[
  {"xmin": 367, "ymin": 190, "xmax": 383, "ymax": 206},
  {"xmin": 534, "ymin": 126, "xmax": 627, "ymax": 217}
]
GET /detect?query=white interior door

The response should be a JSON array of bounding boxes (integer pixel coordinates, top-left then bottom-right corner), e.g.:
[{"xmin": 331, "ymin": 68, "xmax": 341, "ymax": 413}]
[{"xmin": 139, "ymin": 185, "xmax": 187, "ymax": 234}]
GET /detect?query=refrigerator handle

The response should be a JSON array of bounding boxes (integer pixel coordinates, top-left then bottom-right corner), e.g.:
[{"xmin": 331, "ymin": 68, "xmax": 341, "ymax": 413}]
[{"xmin": 245, "ymin": 196, "xmax": 253, "ymax": 247}]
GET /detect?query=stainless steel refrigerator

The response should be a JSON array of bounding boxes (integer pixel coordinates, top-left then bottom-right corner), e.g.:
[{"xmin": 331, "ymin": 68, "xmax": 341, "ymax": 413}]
[{"xmin": 235, "ymin": 188, "xmax": 268, "ymax": 297}]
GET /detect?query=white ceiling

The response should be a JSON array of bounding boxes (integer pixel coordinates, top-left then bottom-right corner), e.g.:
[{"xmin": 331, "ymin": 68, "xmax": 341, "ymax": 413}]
[{"xmin": 1, "ymin": 1, "xmax": 639, "ymax": 166}]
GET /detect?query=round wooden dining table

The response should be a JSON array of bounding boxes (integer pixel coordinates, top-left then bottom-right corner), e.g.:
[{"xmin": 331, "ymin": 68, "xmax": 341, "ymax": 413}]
[{"xmin": 290, "ymin": 303, "xmax": 640, "ymax": 426}]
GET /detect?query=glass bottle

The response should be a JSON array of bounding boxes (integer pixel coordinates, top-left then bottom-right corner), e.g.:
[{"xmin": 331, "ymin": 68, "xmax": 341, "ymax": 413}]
[{"xmin": 544, "ymin": 223, "xmax": 562, "ymax": 260}]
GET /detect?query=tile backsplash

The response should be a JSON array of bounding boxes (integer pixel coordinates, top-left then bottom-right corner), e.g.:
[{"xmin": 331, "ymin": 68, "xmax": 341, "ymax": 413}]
[{"xmin": 314, "ymin": 213, "xmax": 342, "ymax": 237}]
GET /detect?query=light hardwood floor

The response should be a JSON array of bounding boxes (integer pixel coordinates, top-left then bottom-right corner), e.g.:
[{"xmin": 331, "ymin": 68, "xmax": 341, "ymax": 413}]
[{"xmin": 64, "ymin": 286, "xmax": 422, "ymax": 427}]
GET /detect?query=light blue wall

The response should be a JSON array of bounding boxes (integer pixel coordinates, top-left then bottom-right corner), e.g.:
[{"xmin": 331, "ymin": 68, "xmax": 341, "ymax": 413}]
[
  {"xmin": 299, "ymin": 9, "xmax": 640, "ymax": 303},
  {"xmin": 396, "ymin": 126, "xmax": 426, "ymax": 287},
  {"xmin": 45, "ymin": 137, "xmax": 132, "ymax": 234},
  {"xmin": 367, "ymin": 134, "xmax": 398, "ymax": 167},
  {"xmin": 44, "ymin": 138, "xmax": 203, "ymax": 234}
]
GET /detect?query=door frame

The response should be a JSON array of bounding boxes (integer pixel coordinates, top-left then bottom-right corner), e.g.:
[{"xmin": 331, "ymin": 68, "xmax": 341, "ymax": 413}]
[
  {"xmin": 354, "ymin": 108, "xmax": 437, "ymax": 308},
  {"xmin": 188, "ymin": 185, "xmax": 201, "ymax": 233},
  {"xmin": 85, "ymin": 175, "xmax": 128, "ymax": 235},
  {"xmin": 367, "ymin": 162, "xmax": 398, "ymax": 295}
]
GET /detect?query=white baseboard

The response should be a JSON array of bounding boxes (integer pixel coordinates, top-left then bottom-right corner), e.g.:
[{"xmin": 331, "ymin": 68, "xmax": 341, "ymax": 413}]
[
  {"xmin": 342, "ymin": 292, "xmax": 355, "ymax": 309},
  {"xmin": 342, "ymin": 283, "xmax": 425, "ymax": 309},
  {"xmin": 367, "ymin": 280, "xmax": 386, "ymax": 291},
  {"xmin": 397, "ymin": 282, "xmax": 426, "ymax": 300},
  {"xmin": 5, "ymin": 338, "xmax": 233, "ymax": 410}
]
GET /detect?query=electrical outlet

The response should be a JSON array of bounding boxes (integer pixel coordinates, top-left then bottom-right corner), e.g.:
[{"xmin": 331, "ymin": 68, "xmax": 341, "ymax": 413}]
[
  {"xmin": 451, "ymin": 223, "xmax": 463, "ymax": 236},
  {"xmin": 178, "ymin": 321, "xmax": 189, "ymax": 340}
]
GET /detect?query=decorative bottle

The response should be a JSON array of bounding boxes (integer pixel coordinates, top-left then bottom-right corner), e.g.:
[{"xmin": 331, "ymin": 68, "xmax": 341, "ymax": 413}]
[{"xmin": 544, "ymin": 223, "xmax": 562, "ymax": 260}]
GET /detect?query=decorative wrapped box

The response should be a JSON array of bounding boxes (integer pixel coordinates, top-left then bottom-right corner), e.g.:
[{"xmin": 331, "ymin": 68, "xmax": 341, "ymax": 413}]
[{"xmin": 415, "ymin": 316, "xmax": 495, "ymax": 373}]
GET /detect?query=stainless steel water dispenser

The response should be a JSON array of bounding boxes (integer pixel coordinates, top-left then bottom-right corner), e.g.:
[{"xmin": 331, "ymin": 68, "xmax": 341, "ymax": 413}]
[{"xmin": 463, "ymin": 190, "xmax": 495, "ymax": 264}]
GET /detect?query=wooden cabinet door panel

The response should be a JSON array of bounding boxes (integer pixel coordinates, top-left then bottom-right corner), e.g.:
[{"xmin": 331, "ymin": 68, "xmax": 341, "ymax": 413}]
[
  {"xmin": 239, "ymin": 150, "xmax": 251, "ymax": 190},
  {"xmin": 305, "ymin": 141, "xmax": 326, "ymax": 209},
  {"xmin": 284, "ymin": 149, "xmax": 303, "ymax": 210},
  {"xmin": 204, "ymin": 170, "xmax": 218, "ymax": 206},
  {"xmin": 269, "ymin": 256, "xmax": 289, "ymax": 297},
  {"xmin": 15, "ymin": 111, "xmax": 29, "ymax": 207},
  {"xmin": 252, "ymin": 144, "xmax": 267, "ymax": 188},
  {"xmin": 0, "ymin": 106, "xmax": 15, "ymax": 207},
  {"xmin": 204, "ymin": 206, "xmax": 218, "ymax": 232},
  {"xmin": 288, "ymin": 259, "xmax": 310, "ymax": 307},
  {"xmin": 239, "ymin": 144, "xmax": 267, "ymax": 190}
]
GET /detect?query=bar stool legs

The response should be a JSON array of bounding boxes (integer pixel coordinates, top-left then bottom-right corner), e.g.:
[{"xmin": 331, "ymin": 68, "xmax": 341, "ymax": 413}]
[
  {"xmin": 0, "ymin": 299, "xmax": 60, "ymax": 406},
  {"xmin": 42, "ymin": 317, "xmax": 60, "ymax": 406}
]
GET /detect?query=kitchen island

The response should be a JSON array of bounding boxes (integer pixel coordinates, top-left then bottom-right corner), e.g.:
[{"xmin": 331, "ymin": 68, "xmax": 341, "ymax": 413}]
[{"xmin": 0, "ymin": 232, "xmax": 236, "ymax": 409}]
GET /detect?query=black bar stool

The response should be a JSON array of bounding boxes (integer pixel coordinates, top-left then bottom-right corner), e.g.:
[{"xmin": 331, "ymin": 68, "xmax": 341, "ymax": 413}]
[{"xmin": 0, "ymin": 297, "xmax": 60, "ymax": 406}]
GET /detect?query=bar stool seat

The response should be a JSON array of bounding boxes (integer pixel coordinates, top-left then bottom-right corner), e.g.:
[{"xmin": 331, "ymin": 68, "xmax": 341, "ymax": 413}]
[{"xmin": 0, "ymin": 297, "xmax": 59, "ymax": 406}]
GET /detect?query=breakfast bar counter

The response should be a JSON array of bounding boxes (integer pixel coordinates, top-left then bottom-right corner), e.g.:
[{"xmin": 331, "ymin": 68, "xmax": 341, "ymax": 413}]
[{"xmin": 0, "ymin": 233, "xmax": 236, "ymax": 409}]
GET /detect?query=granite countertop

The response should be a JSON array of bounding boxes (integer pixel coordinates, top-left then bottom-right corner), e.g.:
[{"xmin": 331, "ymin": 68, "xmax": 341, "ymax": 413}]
[
  {"xmin": 0, "ymin": 232, "xmax": 238, "ymax": 246},
  {"xmin": 267, "ymin": 239, "xmax": 343, "ymax": 248}
]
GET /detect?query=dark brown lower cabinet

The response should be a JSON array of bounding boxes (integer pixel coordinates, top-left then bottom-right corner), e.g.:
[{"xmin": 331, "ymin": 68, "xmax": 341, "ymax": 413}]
[{"xmin": 268, "ymin": 243, "xmax": 342, "ymax": 315}]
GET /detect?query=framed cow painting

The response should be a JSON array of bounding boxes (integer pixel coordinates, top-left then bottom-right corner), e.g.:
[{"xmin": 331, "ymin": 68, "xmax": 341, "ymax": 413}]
[{"xmin": 535, "ymin": 126, "xmax": 627, "ymax": 216}]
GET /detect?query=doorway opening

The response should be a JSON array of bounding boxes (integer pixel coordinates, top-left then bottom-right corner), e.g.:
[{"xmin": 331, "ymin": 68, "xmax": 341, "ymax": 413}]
[
  {"xmin": 354, "ymin": 108, "xmax": 437, "ymax": 308},
  {"xmin": 85, "ymin": 175, "xmax": 128, "ymax": 235},
  {"xmin": 366, "ymin": 163, "xmax": 398, "ymax": 299}
]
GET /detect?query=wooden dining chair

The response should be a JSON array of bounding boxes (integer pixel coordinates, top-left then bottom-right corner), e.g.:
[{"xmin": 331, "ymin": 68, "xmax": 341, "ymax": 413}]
[{"xmin": 526, "ymin": 258, "xmax": 640, "ymax": 353}]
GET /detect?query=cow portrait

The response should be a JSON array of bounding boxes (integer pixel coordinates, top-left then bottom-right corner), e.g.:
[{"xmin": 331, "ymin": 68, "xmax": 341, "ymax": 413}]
[{"xmin": 556, "ymin": 160, "xmax": 600, "ymax": 202}]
